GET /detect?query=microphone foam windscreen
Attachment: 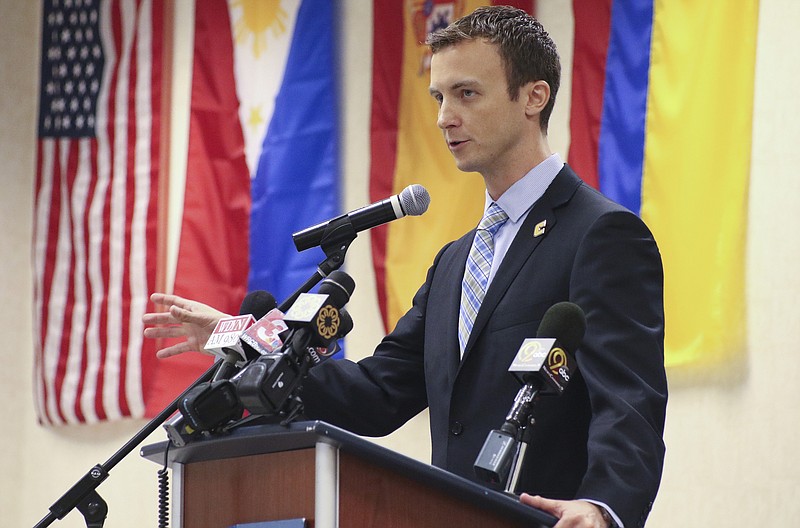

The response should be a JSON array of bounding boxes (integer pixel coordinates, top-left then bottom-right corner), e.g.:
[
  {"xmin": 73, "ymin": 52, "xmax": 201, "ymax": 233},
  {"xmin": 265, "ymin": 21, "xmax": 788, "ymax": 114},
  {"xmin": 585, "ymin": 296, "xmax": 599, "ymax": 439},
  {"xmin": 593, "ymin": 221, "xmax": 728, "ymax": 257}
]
[
  {"xmin": 336, "ymin": 308, "xmax": 354, "ymax": 338},
  {"xmin": 536, "ymin": 302, "xmax": 587, "ymax": 353},
  {"xmin": 319, "ymin": 270, "xmax": 356, "ymax": 308},
  {"xmin": 239, "ymin": 290, "xmax": 278, "ymax": 319}
]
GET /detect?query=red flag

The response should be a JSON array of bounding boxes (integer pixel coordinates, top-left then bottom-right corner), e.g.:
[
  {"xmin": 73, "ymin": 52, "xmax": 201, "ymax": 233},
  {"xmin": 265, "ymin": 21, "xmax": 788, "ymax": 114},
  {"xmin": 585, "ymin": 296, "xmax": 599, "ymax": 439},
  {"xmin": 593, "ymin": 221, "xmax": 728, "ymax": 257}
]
[
  {"xmin": 143, "ymin": 0, "xmax": 251, "ymax": 415},
  {"xmin": 33, "ymin": 0, "xmax": 163, "ymax": 424},
  {"xmin": 566, "ymin": 0, "xmax": 612, "ymax": 190}
]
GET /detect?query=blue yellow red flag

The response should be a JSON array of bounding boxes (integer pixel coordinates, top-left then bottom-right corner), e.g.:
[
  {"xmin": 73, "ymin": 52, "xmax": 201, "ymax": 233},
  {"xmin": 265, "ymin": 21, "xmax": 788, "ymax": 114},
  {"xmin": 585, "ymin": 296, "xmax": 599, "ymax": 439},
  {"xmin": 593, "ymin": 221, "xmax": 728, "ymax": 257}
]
[{"xmin": 568, "ymin": 0, "xmax": 759, "ymax": 370}]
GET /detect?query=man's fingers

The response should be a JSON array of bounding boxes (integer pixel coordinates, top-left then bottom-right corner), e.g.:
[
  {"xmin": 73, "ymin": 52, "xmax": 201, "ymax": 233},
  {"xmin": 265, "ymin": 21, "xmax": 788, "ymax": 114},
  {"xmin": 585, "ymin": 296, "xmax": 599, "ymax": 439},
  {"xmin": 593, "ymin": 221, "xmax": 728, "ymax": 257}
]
[
  {"xmin": 156, "ymin": 345, "xmax": 186, "ymax": 359},
  {"xmin": 150, "ymin": 292, "xmax": 175, "ymax": 306},
  {"xmin": 169, "ymin": 305, "xmax": 202, "ymax": 323},
  {"xmin": 143, "ymin": 326, "xmax": 187, "ymax": 340},
  {"xmin": 150, "ymin": 292, "xmax": 194, "ymax": 310},
  {"xmin": 520, "ymin": 494, "xmax": 562, "ymax": 516},
  {"xmin": 142, "ymin": 312, "xmax": 179, "ymax": 326},
  {"xmin": 156, "ymin": 341, "xmax": 200, "ymax": 359}
]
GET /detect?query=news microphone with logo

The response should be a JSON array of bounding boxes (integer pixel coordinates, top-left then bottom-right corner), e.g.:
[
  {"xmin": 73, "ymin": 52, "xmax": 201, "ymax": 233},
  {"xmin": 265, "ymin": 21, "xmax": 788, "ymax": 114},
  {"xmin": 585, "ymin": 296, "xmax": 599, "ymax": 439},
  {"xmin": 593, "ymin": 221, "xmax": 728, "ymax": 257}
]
[
  {"xmin": 237, "ymin": 271, "xmax": 355, "ymax": 418},
  {"xmin": 240, "ymin": 308, "xmax": 289, "ymax": 356},
  {"xmin": 206, "ymin": 290, "xmax": 278, "ymax": 382},
  {"xmin": 292, "ymin": 184, "xmax": 431, "ymax": 251},
  {"xmin": 164, "ymin": 291, "xmax": 276, "ymax": 445},
  {"xmin": 474, "ymin": 302, "xmax": 586, "ymax": 488},
  {"xmin": 311, "ymin": 307, "xmax": 352, "ymax": 362}
]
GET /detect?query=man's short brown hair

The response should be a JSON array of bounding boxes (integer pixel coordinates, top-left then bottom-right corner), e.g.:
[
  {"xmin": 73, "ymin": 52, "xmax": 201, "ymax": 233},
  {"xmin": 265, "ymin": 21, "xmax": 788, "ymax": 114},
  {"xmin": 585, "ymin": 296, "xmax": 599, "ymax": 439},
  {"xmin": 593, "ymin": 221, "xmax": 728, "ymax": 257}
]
[{"xmin": 426, "ymin": 6, "xmax": 561, "ymax": 132}]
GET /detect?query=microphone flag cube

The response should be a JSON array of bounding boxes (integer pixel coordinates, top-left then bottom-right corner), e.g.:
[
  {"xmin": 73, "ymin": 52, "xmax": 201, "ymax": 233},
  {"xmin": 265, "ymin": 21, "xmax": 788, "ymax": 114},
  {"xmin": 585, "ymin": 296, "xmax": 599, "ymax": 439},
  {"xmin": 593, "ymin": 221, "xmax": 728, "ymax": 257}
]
[
  {"xmin": 240, "ymin": 308, "xmax": 288, "ymax": 355},
  {"xmin": 204, "ymin": 314, "xmax": 256, "ymax": 360}
]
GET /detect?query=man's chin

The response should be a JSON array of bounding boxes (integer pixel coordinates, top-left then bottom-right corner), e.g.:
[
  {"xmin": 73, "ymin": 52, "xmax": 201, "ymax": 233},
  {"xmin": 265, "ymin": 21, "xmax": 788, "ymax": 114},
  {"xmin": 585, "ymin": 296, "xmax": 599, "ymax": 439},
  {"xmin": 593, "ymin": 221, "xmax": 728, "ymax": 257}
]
[{"xmin": 453, "ymin": 158, "xmax": 479, "ymax": 174}]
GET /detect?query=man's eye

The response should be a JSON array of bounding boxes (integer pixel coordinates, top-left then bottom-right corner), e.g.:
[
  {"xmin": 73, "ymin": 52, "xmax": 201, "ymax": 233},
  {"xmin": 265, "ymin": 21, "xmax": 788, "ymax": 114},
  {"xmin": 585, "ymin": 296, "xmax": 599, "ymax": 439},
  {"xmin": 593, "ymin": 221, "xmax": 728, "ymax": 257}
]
[{"xmin": 462, "ymin": 89, "xmax": 475, "ymax": 98}]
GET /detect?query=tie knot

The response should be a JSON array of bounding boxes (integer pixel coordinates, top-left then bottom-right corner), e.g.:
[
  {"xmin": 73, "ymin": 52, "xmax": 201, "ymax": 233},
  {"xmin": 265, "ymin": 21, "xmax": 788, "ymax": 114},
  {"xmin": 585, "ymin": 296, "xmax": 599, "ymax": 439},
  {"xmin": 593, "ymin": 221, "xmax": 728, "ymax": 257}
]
[{"xmin": 478, "ymin": 203, "xmax": 508, "ymax": 236}]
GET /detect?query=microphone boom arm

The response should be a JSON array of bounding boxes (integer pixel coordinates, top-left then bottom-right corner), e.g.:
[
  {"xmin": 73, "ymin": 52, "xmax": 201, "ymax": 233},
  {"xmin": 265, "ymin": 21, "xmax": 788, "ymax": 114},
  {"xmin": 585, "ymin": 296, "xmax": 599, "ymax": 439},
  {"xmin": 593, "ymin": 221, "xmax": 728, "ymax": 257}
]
[{"xmin": 278, "ymin": 215, "xmax": 356, "ymax": 312}]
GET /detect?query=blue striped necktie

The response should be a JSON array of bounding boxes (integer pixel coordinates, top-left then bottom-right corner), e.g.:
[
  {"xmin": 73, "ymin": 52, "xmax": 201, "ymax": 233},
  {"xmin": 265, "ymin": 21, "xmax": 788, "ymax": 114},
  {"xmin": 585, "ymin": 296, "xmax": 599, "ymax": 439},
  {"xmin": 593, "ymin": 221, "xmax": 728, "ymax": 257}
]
[{"xmin": 458, "ymin": 202, "xmax": 509, "ymax": 354}]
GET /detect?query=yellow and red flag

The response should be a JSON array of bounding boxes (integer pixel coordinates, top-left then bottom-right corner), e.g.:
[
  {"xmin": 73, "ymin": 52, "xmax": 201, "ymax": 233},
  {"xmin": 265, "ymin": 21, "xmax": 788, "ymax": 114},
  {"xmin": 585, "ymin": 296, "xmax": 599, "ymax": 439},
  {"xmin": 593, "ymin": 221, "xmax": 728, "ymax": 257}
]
[{"xmin": 370, "ymin": 0, "xmax": 533, "ymax": 330}]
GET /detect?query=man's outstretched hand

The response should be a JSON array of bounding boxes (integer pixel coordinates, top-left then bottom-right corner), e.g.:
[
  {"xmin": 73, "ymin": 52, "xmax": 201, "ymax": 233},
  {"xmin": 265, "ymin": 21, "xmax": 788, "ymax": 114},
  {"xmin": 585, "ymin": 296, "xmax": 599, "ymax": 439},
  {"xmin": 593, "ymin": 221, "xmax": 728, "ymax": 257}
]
[{"xmin": 142, "ymin": 293, "xmax": 229, "ymax": 358}]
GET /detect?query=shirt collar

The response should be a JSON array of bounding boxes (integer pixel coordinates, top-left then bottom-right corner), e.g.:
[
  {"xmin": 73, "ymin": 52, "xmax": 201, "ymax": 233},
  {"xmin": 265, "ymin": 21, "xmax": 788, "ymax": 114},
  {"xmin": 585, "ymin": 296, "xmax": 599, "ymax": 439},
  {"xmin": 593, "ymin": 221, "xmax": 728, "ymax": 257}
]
[{"xmin": 483, "ymin": 153, "xmax": 564, "ymax": 223}]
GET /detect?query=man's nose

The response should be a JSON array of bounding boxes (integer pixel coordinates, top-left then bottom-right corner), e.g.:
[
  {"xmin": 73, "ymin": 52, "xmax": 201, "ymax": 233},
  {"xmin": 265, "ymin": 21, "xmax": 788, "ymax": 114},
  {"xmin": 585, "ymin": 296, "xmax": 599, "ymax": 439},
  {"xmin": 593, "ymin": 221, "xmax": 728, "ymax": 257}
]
[{"xmin": 437, "ymin": 99, "xmax": 459, "ymax": 129}]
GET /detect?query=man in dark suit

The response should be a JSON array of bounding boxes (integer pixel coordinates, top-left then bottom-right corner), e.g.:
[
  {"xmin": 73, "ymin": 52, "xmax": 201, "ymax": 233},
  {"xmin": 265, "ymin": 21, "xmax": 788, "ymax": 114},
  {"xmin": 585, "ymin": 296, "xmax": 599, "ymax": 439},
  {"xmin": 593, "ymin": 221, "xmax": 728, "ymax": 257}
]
[{"xmin": 144, "ymin": 7, "xmax": 666, "ymax": 528}]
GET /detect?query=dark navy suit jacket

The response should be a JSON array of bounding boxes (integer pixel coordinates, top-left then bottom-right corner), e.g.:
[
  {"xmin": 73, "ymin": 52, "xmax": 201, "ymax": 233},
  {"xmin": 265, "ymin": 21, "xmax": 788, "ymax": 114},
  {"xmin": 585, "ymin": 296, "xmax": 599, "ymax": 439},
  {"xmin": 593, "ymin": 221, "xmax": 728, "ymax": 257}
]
[{"xmin": 303, "ymin": 165, "xmax": 667, "ymax": 528}]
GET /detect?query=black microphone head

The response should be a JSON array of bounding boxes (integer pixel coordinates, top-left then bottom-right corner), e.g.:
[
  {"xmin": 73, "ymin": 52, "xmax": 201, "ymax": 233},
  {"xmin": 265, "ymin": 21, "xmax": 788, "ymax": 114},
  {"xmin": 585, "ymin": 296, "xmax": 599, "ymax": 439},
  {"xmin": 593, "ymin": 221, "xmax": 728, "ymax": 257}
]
[
  {"xmin": 536, "ymin": 302, "xmax": 586, "ymax": 353},
  {"xmin": 239, "ymin": 290, "xmax": 278, "ymax": 319},
  {"xmin": 336, "ymin": 308, "xmax": 354, "ymax": 339},
  {"xmin": 319, "ymin": 270, "xmax": 356, "ymax": 308},
  {"xmin": 399, "ymin": 184, "xmax": 431, "ymax": 216}
]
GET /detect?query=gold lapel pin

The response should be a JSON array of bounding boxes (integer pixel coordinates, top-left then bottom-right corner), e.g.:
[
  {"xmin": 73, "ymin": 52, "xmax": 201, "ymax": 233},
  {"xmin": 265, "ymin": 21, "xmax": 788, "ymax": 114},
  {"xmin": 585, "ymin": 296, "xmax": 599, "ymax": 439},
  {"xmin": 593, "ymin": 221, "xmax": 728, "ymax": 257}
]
[{"xmin": 533, "ymin": 220, "xmax": 547, "ymax": 237}]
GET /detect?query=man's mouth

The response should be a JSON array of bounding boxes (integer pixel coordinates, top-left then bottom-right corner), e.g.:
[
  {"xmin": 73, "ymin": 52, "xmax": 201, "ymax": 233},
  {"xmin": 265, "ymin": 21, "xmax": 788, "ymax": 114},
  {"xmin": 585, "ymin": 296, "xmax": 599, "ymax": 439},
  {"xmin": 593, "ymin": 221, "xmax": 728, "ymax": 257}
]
[{"xmin": 448, "ymin": 139, "xmax": 468, "ymax": 149}]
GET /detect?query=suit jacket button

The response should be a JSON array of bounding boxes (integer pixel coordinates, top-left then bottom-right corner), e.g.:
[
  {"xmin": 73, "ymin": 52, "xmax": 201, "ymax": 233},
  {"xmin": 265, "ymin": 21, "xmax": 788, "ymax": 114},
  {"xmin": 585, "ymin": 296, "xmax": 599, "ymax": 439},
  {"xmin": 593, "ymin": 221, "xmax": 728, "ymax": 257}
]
[{"xmin": 450, "ymin": 421, "xmax": 464, "ymax": 435}]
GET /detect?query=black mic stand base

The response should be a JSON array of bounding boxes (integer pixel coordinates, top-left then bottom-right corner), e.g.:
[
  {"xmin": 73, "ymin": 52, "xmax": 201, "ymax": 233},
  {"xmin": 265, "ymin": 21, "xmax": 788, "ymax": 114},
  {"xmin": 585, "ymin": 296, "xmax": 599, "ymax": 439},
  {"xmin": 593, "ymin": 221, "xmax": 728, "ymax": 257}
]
[{"xmin": 32, "ymin": 362, "xmax": 219, "ymax": 528}]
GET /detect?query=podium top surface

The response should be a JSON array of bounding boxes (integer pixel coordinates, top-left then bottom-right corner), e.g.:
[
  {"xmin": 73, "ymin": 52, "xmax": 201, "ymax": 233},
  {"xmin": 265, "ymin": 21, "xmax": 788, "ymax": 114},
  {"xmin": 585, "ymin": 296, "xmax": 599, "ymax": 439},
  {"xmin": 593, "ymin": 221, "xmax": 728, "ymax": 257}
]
[{"xmin": 141, "ymin": 420, "xmax": 556, "ymax": 527}]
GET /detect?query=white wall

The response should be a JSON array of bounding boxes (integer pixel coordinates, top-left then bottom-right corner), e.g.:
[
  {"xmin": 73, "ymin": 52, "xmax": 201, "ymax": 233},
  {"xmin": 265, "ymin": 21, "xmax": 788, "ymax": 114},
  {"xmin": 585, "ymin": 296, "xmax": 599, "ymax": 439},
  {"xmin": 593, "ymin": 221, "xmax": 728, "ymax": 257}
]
[{"xmin": 2, "ymin": 1, "xmax": 799, "ymax": 526}]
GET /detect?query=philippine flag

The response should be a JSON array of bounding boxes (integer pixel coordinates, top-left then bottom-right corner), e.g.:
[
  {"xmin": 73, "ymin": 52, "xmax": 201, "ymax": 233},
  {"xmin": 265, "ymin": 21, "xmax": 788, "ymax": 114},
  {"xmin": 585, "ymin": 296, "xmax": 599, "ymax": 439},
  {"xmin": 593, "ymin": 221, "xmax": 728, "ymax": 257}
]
[{"xmin": 145, "ymin": 0, "xmax": 339, "ymax": 415}]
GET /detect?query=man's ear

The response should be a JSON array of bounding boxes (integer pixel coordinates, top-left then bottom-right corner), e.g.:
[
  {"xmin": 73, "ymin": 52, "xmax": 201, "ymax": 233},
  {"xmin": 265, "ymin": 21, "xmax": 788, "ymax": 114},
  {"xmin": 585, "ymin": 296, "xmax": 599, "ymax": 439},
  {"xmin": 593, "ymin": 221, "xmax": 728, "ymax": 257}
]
[{"xmin": 523, "ymin": 80, "xmax": 550, "ymax": 118}]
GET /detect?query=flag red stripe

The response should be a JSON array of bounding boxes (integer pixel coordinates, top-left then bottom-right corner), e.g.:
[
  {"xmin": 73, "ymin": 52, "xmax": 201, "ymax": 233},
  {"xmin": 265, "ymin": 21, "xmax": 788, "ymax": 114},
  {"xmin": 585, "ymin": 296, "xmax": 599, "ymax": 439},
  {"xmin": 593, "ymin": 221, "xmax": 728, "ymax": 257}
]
[
  {"xmin": 32, "ymin": 144, "xmax": 48, "ymax": 423},
  {"xmin": 369, "ymin": 0, "xmax": 404, "ymax": 329},
  {"xmin": 78, "ymin": 140, "xmax": 101, "ymax": 422},
  {"xmin": 40, "ymin": 141, "xmax": 65, "ymax": 424},
  {"xmin": 119, "ymin": 7, "xmax": 141, "ymax": 418},
  {"xmin": 566, "ymin": 0, "xmax": 612, "ymax": 189},
  {"xmin": 57, "ymin": 142, "xmax": 80, "ymax": 423},
  {"xmin": 145, "ymin": 0, "xmax": 248, "ymax": 416},
  {"xmin": 140, "ymin": 0, "xmax": 164, "ymax": 415}
]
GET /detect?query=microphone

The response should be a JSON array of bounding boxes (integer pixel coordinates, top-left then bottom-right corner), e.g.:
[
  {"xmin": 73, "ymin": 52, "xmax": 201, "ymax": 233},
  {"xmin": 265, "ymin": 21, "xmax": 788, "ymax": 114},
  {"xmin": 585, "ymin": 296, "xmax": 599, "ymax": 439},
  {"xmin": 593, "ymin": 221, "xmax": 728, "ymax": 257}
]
[
  {"xmin": 207, "ymin": 291, "xmax": 278, "ymax": 382},
  {"xmin": 239, "ymin": 305, "xmax": 352, "ymax": 365},
  {"xmin": 205, "ymin": 290, "xmax": 277, "ymax": 360},
  {"xmin": 312, "ymin": 307, "xmax": 353, "ymax": 362},
  {"xmin": 239, "ymin": 289, "xmax": 279, "ymax": 321},
  {"xmin": 507, "ymin": 301, "xmax": 585, "ymax": 399},
  {"xmin": 240, "ymin": 308, "xmax": 289, "ymax": 356},
  {"xmin": 237, "ymin": 271, "xmax": 356, "ymax": 418},
  {"xmin": 292, "ymin": 184, "xmax": 431, "ymax": 251},
  {"xmin": 204, "ymin": 314, "xmax": 257, "ymax": 361},
  {"xmin": 474, "ymin": 302, "xmax": 586, "ymax": 489},
  {"xmin": 165, "ymin": 291, "xmax": 277, "ymax": 444}
]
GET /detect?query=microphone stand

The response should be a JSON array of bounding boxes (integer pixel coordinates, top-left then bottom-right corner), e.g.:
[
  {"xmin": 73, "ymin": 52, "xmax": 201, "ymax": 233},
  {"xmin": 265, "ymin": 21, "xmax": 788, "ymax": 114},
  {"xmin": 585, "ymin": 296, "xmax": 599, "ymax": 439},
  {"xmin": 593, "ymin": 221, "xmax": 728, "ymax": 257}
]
[
  {"xmin": 504, "ymin": 414, "xmax": 537, "ymax": 494},
  {"xmin": 279, "ymin": 215, "xmax": 356, "ymax": 311},
  {"xmin": 474, "ymin": 382, "xmax": 541, "ymax": 495},
  {"xmin": 33, "ymin": 216, "xmax": 360, "ymax": 528}
]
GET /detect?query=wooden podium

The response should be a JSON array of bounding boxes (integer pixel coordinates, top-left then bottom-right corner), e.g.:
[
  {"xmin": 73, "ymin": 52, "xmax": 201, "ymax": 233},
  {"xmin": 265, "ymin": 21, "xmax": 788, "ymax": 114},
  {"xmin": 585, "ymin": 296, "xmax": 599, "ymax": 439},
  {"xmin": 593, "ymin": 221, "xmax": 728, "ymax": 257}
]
[{"xmin": 141, "ymin": 420, "xmax": 555, "ymax": 528}]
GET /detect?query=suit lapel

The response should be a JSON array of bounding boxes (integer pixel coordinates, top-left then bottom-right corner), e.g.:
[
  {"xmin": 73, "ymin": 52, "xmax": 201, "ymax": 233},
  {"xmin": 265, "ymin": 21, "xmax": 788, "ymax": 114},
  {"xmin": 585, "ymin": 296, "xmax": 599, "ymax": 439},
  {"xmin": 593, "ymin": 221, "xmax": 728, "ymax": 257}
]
[{"xmin": 461, "ymin": 166, "xmax": 583, "ymax": 362}]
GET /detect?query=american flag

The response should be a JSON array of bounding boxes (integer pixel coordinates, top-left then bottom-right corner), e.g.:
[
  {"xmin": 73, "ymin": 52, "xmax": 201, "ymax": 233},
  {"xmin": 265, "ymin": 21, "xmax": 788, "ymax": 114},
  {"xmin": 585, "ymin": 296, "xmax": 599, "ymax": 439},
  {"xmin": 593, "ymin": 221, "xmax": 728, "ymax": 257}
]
[{"xmin": 33, "ymin": 0, "xmax": 162, "ymax": 424}]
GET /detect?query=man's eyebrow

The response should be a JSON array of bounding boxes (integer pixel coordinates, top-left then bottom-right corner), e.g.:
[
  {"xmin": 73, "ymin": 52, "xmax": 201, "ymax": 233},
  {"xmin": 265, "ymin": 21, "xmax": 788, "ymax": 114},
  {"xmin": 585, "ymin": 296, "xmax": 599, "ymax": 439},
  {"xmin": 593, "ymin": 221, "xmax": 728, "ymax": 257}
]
[{"xmin": 429, "ymin": 80, "xmax": 480, "ymax": 95}]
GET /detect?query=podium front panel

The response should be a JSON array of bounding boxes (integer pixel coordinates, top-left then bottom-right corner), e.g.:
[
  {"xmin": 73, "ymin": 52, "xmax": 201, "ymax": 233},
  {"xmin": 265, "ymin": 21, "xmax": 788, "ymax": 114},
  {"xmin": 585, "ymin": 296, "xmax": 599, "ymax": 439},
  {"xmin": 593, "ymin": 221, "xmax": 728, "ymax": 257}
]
[
  {"xmin": 338, "ymin": 451, "xmax": 538, "ymax": 528},
  {"xmin": 182, "ymin": 449, "xmax": 315, "ymax": 527}
]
